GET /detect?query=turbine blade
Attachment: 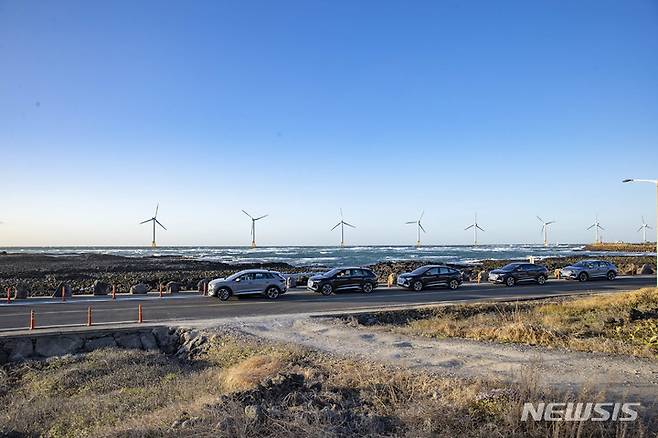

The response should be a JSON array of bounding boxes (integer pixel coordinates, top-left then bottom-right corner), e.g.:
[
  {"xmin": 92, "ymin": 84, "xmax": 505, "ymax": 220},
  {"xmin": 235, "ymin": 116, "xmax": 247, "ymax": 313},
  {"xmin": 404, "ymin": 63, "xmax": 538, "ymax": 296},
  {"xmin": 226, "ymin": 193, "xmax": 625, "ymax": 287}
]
[
  {"xmin": 638, "ymin": 226, "xmax": 644, "ymax": 232},
  {"xmin": 464, "ymin": 224, "xmax": 474, "ymax": 230},
  {"xmin": 476, "ymin": 225, "xmax": 485, "ymax": 231},
  {"xmin": 154, "ymin": 203, "xmax": 159, "ymax": 218},
  {"xmin": 242, "ymin": 210, "xmax": 253, "ymax": 219},
  {"xmin": 546, "ymin": 221, "xmax": 556, "ymax": 225},
  {"xmin": 140, "ymin": 219, "xmax": 152, "ymax": 224},
  {"xmin": 419, "ymin": 223, "xmax": 426, "ymax": 233},
  {"xmin": 255, "ymin": 214, "xmax": 268, "ymax": 221},
  {"xmin": 586, "ymin": 224, "xmax": 595, "ymax": 230},
  {"xmin": 598, "ymin": 225, "xmax": 605, "ymax": 230},
  {"xmin": 340, "ymin": 208, "xmax": 343, "ymax": 219},
  {"xmin": 406, "ymin": 221, "xmax": 416, "ymax": 225},
  {"xmin": 155, "ymin": 219, "xmax": 167, "ymax": 230},
  {"xmin": 331, "ymin": 223, "xmax": 341, "ymax": 231},
  {"xmin": 647, "ymin": 225, "xmax": 653, "ymax": 229},
  {"xmin": 343, "ymin": 221, "xmax": 356, "ymax": 228},
  {"xmin": 419, "ymin": 210, "xmax": 425, "ymax": 221},
  {"xmin": 536, "ymin": 216, "xmax": 544, "ymax": 223}
]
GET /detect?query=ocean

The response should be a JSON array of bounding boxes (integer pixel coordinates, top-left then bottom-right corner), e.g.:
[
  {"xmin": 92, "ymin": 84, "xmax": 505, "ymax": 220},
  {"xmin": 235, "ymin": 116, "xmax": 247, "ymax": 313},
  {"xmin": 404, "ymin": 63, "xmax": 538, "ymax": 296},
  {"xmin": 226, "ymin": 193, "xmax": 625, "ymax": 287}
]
[{"xmin": 1, "ymin": 244, "xmax": 653, "ymax": 267}]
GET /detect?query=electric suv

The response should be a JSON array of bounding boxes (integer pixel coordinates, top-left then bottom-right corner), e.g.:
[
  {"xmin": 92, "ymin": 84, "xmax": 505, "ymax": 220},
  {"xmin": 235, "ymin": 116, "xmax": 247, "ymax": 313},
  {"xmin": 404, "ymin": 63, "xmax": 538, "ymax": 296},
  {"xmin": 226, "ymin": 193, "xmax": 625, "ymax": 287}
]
[
  {"xmin": 307, "ymin": 267, "xmax": 378, "ymax": 295},
  {"xmin": 208, "ymin": 269, "xmax": 287, "ymax": 301},
  {"xmin": 560, "ymin": 260, "xmax": 617, "ymax": 282},
  {"xmin": 488, "ymin": 263, "xmax": 549, "ymax": 287},
  {"xmin": 397, "ymin": 265, "xmax": 463, "ymax": 291}
]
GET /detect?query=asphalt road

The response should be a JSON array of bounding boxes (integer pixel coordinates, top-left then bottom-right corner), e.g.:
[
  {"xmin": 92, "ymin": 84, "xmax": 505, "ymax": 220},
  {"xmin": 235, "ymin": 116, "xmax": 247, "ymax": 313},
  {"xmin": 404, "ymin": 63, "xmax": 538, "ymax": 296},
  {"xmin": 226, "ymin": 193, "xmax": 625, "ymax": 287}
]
[{"xmin": 0, "ymin": 276, "xmax": 654, "ymax": 333}]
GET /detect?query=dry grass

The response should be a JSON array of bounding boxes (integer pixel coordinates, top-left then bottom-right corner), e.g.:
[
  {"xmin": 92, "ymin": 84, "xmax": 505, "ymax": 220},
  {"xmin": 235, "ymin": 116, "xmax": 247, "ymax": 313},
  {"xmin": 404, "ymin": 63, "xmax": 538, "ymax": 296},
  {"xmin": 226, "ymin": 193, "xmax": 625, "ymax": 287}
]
[
  {"xmin": 0, "ymin": 333, "xmax": 653, "ymax": 437},
  {"xmin": 221, "ymin": 354, "xmax": 287, "ymax": 392},
  {"xmin": 376, "ymin": 288, "xmax": 658, "ymax": 358}
]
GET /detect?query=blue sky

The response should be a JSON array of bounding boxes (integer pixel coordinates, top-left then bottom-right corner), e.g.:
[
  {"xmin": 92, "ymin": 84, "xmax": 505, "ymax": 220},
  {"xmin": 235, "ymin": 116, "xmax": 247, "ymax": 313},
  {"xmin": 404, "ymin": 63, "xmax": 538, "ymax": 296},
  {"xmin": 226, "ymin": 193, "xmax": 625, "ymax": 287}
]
[{"xmin": 1, "ymin": 0, "xmax": 657, "ymax": 246}]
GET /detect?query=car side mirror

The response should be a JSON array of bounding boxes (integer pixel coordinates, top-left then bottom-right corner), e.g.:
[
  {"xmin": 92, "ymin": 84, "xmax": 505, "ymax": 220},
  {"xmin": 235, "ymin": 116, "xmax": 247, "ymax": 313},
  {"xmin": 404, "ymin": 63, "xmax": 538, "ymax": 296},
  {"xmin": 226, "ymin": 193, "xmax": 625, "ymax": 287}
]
[{"xmin": 235, "ymin": 278, "xmax": 241, "ymax": 282}]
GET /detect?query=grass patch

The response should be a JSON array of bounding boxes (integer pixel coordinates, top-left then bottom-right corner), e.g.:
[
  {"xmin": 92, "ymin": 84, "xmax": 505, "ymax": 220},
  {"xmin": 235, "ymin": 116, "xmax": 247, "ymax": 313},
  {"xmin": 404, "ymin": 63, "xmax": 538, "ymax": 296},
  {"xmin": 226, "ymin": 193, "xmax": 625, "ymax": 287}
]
[
  {"xmin": 0, "ymin": 332, "xmax": 652, "ymax": 437},
  {"xmin": 355, "ymin": 288, "xmax": 658, "ymax": 358}
]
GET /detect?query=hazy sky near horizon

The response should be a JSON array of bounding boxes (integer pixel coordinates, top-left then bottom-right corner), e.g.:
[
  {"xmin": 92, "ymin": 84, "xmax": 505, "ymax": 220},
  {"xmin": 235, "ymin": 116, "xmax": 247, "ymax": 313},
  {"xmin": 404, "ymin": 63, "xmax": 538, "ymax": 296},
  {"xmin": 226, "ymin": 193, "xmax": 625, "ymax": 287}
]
[{"xmin": 1, "ymin": 0, "xmax": 657, "ymax": 246}]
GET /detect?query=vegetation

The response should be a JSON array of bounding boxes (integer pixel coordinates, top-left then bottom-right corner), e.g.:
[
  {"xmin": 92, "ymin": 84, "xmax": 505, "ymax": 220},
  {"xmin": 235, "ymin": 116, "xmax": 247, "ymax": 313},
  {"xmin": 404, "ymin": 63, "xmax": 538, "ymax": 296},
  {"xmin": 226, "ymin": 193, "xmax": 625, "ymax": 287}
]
[
  {"xmin": 352, "ymin": 288, "xmax": 658, "ymax": 359},
  {"xmin": 584, "ymin": 242, "xmax": 656, "ymax": 252},
  {"xmin": 0, "ymin": 333, "xmax": 650, "ymax": 437}
]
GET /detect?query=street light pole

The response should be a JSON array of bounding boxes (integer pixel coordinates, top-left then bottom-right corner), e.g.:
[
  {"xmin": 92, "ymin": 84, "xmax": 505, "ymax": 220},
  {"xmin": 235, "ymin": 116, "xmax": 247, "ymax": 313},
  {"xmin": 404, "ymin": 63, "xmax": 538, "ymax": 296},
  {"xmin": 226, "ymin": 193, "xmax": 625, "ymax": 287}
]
[{"xmin": 622, "ymin": 178, "xmax": 658, "ymax": 288}]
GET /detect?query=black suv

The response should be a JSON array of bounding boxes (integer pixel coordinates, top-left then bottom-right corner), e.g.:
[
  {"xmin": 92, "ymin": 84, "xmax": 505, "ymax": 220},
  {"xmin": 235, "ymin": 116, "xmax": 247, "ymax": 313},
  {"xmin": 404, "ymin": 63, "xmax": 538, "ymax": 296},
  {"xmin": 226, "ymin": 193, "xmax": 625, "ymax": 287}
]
[
  {"xmin": 397, "ymin": 265, "xmax": 463, "ymax": 291},
  {"xmin": 307, "ymin": 267, "xmax": 378, "ymax": 295},
  {"xmin": 488, "ymin": 263, "xmax": 549, "ymax": 287}
]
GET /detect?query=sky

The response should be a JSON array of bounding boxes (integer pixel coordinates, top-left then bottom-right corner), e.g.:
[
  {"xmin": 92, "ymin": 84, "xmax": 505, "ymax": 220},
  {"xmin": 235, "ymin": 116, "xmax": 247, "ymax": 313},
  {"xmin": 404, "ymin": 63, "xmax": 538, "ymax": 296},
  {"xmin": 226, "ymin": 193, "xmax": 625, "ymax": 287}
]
[{"xmin": 1, "ymin": 0, "xmax": 657, "ymax": 246}]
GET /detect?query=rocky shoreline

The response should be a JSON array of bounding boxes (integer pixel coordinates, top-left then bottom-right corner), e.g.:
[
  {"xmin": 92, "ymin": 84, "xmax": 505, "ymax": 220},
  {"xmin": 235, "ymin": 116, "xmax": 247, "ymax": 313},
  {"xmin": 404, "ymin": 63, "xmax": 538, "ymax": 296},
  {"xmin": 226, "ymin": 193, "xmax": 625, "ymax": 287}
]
[{"xmin": 0, "ymin": 252, "xmax": 655, "ymax": 297}]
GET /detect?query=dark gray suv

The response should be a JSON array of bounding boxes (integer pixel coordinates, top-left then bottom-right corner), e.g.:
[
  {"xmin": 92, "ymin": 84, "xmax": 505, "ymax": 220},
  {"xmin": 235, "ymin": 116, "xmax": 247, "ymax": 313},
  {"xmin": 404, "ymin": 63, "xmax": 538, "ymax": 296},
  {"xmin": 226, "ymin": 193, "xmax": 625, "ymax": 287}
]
[
  {"xmin": 307, "ymin": 267, "xmax": 378, "ymax": 295},
  {"xmin": 560, "ymin": 260, "xmax": 617, "ymax": 282},
  {"xmin": 488, "ymin": 263, "xmax": 549, "ymax": 287}
]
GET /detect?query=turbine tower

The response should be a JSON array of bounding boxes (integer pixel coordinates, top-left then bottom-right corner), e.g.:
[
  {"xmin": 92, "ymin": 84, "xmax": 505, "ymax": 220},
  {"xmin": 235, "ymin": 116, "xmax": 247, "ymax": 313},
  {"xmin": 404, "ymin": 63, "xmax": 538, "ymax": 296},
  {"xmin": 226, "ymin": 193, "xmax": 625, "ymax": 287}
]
[
  {"xmin": 140, "ymin": 203, "xmax": 167, "ymax": 248},
  {"xmin": 464, "ymin": 213, "xmax": 485, "ymax": 245},
  {"xmin": 242, "ymin": 210, "xmax": 268, "ymax": 248},
  {"xmin": 587, "ymin": 215, "xmax": 605, "ymax": 244},
  {"xmin": 331, "ymin": 209, "xmax": 355, "ymax": 247},
  {"xmin": 405, "ymin": 211, "xmax": 426, "ymax": 248},
  {"xmin": 638, "ymin": 216, "xmax": 652, "ymax": 243},
  {"xmin": 537, "ymin": 216, "xmax": 556, "ymax": 247}
]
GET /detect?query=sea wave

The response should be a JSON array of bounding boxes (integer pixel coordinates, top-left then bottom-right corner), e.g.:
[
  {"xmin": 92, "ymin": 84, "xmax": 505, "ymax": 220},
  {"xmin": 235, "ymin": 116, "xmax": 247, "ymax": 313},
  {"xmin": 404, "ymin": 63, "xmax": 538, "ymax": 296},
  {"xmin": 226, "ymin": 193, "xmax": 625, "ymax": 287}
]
[{"xmin": 1, "ymin": 245, "xmax": 652, "ymax": 267}]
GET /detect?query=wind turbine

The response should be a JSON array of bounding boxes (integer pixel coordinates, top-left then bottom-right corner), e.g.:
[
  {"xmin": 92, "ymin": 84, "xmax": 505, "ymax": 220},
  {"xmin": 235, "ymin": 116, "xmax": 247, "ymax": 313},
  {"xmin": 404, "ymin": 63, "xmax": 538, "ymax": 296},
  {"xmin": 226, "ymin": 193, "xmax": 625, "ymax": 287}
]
[
  {"xmin": 242, "ymin": 210, "xmax": 268, "ymax": 248},
  {"xmin": 140, "ymin": 203, "xmax": 166, "ymax": 248},
  {"xmin": 638, "ymin": 216, "xmax": 652, "ymax": 243},
  {"xmin": 406, "ymin": 211, "xmax": 426, "ymax": 248},
  {"xmin": 464, "ymin": 213, "xmax": 485, "ymax": 245},
  {"xmin": 587, "ymin": 215, "xmax": 604, "ymax": 244},
  {"xmin": 331, "ymin": 209, "xmax": 355, "ymax": 247},
  {"xmin": 537, "ymin": 216, "xmax": 556, "ymax": 247}
]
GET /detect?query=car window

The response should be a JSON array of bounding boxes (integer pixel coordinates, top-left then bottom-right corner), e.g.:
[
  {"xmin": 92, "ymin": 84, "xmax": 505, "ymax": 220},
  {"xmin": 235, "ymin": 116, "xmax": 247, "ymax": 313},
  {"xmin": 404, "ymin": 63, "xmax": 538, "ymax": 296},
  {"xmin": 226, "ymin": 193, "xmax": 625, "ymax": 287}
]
[
  {"xmin": 336, "ymin": 270, "xmax": 349, "ymax": 277},
  {"xmin": 411, "ymin": 267, "xmax": 429, "ymax": 275},
  {"xmin": 253, "ymin": 273, "xmax": 266, "ymax": 280},
  {"xmin": 239, "ymin": 273, "xmax": 254, "ymax": 281},
  {"xmin": 425, "ymin": 267, "xmax": 439, "ymax": 275},
  {"xmin": 438, "ymin": 267, "xmax": 450, "ymax": 274},
  {"xmin": 586, "ymin": 263, "xmax": 595, "ymax": 269},
  {"xmin": 351, "ymin": 269, "xmax": 363, "ymax": 277}
]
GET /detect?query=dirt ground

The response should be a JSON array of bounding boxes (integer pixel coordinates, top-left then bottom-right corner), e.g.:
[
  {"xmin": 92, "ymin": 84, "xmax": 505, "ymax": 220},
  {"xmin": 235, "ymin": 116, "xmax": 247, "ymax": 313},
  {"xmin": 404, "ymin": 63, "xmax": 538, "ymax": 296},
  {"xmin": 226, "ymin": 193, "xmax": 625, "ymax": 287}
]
[{"xmin": 228, "ymin": 316, "xmax": 658, "ymax": 409}]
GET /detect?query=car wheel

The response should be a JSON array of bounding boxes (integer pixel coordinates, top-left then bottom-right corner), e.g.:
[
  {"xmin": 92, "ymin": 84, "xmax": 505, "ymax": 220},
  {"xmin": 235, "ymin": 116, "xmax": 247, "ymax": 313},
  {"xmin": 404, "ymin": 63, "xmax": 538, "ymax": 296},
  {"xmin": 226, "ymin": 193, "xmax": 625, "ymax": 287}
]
[
  {"xmin": 362, "ymin": 282, "xmax": 373, "ymax": 294},
  {"xmin": 505, "ymin": 276, "xmax": 516, "ymax": 287},
  {"xmin": 578, "ymin": 272, "xmax": 588, "ymax": 282},
  {"xmin": 413, "ymin": 281, "xmax": 423, "ymax": 292},
  {"xmin": 607, "ymin": 271, "xmax": 616, "ymax": 281},
  {"xmin": 448, "ymin": 279, "xmax": 459, "ymax": 290},
  {"xmin": 537, "ymin": 275, "xmax": 546, "ymax": 285},
  {"xmin": 320, "ymin": 284, "xmax": 333, "ymax": 296},
  {"xmin": 265, "ymin": 286, "xmax": 280, "ymax": 299},
  {"xmin": 217, "ymin": 288, "xmax": 231, "ymax": 301}
]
